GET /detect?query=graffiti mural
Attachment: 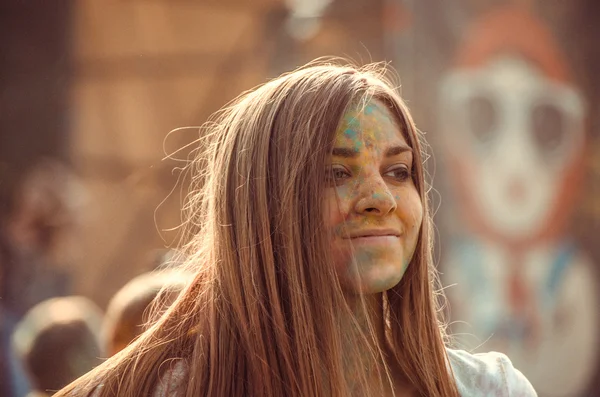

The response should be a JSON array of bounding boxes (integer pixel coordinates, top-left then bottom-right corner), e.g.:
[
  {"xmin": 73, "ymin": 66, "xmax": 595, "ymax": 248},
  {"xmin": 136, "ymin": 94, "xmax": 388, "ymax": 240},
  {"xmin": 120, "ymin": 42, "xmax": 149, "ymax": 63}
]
[{"xmin": 437, "ymin": 5, "xmax": 599, "ymax": 396}]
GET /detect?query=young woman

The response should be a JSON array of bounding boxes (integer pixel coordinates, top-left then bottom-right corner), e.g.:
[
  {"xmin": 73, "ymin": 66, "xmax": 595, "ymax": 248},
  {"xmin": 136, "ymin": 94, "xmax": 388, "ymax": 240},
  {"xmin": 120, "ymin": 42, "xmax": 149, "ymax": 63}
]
[{"xmin": 57, "ymin": 60, "xmax": 536, "ymax": 397}]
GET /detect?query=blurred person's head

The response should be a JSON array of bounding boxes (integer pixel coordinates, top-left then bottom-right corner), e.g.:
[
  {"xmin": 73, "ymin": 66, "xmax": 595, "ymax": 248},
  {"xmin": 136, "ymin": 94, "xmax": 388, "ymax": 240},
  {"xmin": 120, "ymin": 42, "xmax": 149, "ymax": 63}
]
[
  {"xmin": 25, "ymin": 392, "xmax": 51, "ymax": 397},
  {"xmin": 7, "ymin": 158, "xmax": 85, "ymax": 265},
  {"xmin": 102, "ymin": 270, "xmax": 190, "ymax": 356},
  {"xmin": 12, "ymin": 296, "xmax": 104, "ymax": 394}
]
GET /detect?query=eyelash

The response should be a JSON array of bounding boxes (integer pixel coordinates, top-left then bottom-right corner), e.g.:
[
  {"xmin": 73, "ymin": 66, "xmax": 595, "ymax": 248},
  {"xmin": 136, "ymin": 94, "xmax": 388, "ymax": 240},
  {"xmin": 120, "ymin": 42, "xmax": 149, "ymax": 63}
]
[
  {"xmin": 325, "ymin": 164, "xmax": 412, "ymax": 185},
  {"xmin": 383, "ymin": 165, "xmax": 411, "ymax": 182},
  {"xmin": 326, "ymin": 165, "xmax": 351, "ymax": 186}
]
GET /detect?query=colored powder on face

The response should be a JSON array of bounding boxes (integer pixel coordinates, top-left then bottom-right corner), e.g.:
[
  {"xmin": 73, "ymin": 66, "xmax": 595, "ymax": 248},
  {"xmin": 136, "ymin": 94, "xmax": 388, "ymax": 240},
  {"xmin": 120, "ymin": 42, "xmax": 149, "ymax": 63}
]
[
  {"xmin": 326, "ymin": 99, "xmax": 422, "ymax": 294},
  {"xmin": 342, "ymin": 116, "xmax": 363, "ymax": 151},
  {"xmin": 363, "ymin": 103, "xmax": 376, "ymax": 115},
  {"xmin": 371, "ymin": 192, "xmax": 387, "ymax": 201}
]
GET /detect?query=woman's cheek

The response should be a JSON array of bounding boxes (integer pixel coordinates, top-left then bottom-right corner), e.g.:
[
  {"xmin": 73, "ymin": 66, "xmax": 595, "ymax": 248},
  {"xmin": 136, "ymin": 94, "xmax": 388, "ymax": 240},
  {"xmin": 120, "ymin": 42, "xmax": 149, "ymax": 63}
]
[
  {"xmin": 399, "ymin": 188, "xmax": 424, "ymax": 255},
  {"xmin": 408, "ymin": 190, "xmax": 424, "ymax": 230},
  {"xmin": 394, "ymin": 186, "xmax": 423, "ymax": 221},
  {"xmin": 323, "ymin": 186, "xmax": 356, "ymax": 285},
  {"xmin": 323, "ymin": 185, "xmax": 352, "ymax": 232}
]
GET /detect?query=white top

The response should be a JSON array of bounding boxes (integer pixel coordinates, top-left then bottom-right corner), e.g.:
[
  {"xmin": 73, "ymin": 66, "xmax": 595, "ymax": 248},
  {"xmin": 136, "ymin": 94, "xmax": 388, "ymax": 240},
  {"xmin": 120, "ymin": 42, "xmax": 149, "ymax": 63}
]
[
  {"xmin": 149, "ymin": 348, "xmax": 537, "ymax": 396},
  {"xmin": 447, "ymin": 348, "xmax": 538, "ymax": 396},
  {"xmin": 88, "ymin": 348, "xmax": 537, "ymax": 396}
]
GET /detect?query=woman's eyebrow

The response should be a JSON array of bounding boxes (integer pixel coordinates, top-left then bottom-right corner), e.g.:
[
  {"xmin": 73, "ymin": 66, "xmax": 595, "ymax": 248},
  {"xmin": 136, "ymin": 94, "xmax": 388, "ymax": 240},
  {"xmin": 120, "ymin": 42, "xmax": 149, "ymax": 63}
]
[
  {"xmin": 332, "ymin": 147, "xmax": 359, "ymax": 158},
  {"xmin": 385, "ymin": 145, "xmax": 412, "ymax": 157}
]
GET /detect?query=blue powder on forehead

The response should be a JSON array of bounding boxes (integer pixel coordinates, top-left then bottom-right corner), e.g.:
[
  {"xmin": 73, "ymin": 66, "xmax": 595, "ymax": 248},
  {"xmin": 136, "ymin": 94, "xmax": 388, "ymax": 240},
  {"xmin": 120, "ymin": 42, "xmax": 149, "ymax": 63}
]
[
  {"xmin": 343, "ymin": 117, "xmax": 362, "ymax": 148},
  {"xmin": 346, "ymin": 116, "xmax": 360, "ymax": 130},
  {"xmin": 344, "ymin": 127, "xmax": 358, "ymax": 139},
  {"xmin": 363, "ymin": 103, "xmax": 376, "ymax": 115}
]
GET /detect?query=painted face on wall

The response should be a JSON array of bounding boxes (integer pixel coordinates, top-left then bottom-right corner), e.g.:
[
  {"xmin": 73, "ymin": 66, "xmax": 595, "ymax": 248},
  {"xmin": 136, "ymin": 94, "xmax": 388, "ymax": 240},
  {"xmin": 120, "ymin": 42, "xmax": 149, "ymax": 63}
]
[
  {"xmin": 440, "ymin": 55, "xmax": 585, "ymax": 238},
  {"xmin": 323, "ymin": 99, "xmax": 423, "ymax": 294}
]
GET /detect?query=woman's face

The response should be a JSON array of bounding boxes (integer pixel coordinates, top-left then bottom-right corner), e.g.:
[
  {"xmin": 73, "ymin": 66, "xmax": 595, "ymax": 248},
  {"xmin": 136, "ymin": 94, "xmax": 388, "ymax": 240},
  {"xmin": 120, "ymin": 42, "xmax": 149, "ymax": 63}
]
[{"xmin": 324, "ymin": 99, "xmax": 423, "ymax": 294}]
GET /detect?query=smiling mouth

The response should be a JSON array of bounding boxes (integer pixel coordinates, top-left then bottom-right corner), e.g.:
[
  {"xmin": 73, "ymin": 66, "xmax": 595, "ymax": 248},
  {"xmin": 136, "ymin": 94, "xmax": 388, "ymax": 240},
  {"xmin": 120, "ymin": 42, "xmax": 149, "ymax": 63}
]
[
  {"xmin": 345, "ymin": 229, "xmax": 401, "ymax": 239},
  {"xmin": 347, "ymin": 235, "xmax": 401, "ymax": 246}
]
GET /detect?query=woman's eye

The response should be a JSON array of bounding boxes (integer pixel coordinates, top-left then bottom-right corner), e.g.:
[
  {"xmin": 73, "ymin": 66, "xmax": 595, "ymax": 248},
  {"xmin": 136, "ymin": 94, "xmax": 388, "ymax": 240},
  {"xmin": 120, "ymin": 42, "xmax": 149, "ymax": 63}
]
[
  {"xmin": 333, "ymin": 168, "xmax": 349, "ymax": 179},
  {"xmin": 384, "ymin": 166, "xmax": 411, "ymax": 181},
  {"xmin": 326, "ymin": 166, "xmax": 351, "ymax": 185}
]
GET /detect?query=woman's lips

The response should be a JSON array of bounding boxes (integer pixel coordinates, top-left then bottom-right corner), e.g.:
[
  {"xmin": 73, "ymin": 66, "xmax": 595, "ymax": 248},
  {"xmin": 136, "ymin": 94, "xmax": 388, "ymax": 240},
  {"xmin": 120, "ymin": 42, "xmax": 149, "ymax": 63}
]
[
  {"xmin": 348, "ymin": 235, "xmax": 400, "ymax": 245},
  {"xmin": 344, "ymin": 228, "xmax": 401, "ymax": 239}
]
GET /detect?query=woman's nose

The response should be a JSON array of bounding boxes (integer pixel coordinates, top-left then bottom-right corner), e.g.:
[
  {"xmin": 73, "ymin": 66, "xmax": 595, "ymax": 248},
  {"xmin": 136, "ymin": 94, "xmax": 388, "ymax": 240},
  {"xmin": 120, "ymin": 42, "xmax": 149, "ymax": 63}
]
[{"xmin": 354, "ymin": 177, "xmax": 396, "ymax": 216}]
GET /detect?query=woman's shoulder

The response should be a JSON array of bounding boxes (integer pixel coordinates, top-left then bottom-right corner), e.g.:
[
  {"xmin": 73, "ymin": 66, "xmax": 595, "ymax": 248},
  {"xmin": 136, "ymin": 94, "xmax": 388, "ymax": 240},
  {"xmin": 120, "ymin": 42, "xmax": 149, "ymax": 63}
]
[
  {"xmin": 152, "ymin": 359, "xmax": 189, "ymax": 397},
  {"xmin": 446, "ymin": 348, "xmax": 537, "ymax": 397},
  {"xmin": 84, "ymin": 359, "xmax": 189, "ymax": 397}
]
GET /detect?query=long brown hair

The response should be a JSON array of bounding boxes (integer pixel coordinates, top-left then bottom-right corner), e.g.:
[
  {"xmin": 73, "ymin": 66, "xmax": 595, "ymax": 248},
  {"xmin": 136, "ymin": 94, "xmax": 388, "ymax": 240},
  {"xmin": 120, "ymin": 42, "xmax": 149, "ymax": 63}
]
[{"xmin": 57, "ymin": 59, "xmax": 458, "ymax": 397}]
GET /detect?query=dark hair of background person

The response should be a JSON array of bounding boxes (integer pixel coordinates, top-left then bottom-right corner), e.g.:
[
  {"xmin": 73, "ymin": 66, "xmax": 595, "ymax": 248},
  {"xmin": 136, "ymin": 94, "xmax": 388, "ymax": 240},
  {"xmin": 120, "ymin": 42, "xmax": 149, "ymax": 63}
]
[{"xmin": 12, "ymin": 297, "xmax": 104, "ymax": 395}]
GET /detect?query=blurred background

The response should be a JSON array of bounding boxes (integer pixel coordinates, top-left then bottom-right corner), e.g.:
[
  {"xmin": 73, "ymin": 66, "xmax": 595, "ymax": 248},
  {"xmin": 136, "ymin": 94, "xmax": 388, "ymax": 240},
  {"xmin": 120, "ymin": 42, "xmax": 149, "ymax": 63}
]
[{"xmin": 1, "ymin": 0, "xmax": 599, "ymax": 396}]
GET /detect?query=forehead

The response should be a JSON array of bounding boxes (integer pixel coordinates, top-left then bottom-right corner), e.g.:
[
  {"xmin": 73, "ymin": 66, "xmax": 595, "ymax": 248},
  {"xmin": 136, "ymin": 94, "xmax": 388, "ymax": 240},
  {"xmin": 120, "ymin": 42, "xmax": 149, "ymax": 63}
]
[{"xmin": 335, "ymin": 100, "xmax": 408, "ymax": 147}]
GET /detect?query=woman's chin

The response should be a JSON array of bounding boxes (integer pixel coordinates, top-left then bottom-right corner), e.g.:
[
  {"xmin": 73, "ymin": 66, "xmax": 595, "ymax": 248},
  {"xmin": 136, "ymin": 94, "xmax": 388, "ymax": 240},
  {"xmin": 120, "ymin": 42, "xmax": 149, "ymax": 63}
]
[{"xmin": 352, "ymin": 263, "xmax": 407, "ymax": 294}]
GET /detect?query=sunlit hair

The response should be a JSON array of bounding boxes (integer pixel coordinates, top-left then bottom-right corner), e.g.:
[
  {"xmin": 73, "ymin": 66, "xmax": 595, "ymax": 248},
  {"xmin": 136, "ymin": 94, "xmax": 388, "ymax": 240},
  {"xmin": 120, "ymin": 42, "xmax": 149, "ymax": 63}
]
[{"xmin": 57, "ymin": 59, "xmax": 458, "ymax": 397}]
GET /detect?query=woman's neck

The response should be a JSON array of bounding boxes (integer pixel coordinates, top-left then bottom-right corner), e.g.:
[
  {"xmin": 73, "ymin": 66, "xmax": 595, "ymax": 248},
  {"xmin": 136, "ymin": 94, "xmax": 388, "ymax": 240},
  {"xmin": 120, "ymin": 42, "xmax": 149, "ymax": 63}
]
[
  {"xmin": 347, "ymin": 292, "xmax": 386, "ymax": 349},
  {"xmin": 342, "ymin": 293, "xmax": 413, "ymax": 396},
  {"xmin": 342, "ymin": 293, "xmax": 389, "ymax": 392}
]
